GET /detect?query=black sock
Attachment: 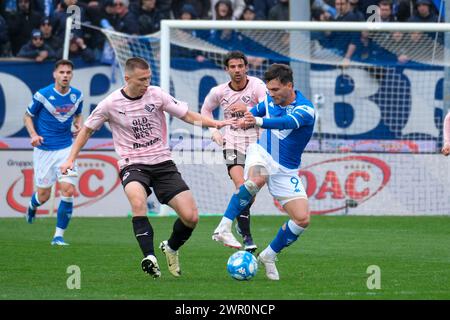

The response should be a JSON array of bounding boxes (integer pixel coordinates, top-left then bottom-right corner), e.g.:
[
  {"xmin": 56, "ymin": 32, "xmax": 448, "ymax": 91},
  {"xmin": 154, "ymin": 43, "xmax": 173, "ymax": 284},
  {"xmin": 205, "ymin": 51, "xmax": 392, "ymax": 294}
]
[
  {"xmin": 237, "ymin": 205, "xmax": 252, "ymax": 237},
  {"xmin": 167, "ymin": 218, "xmax": 194, "ymax": 251},
  {"xmin": 132, "ymin": 216, "xmax": 154, "ymax": 257}
]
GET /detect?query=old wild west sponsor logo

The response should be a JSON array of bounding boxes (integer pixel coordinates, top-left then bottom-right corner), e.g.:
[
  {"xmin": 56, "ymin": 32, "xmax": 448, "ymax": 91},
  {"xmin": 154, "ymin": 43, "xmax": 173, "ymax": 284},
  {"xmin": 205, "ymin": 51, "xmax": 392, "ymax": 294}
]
[
  {"xmin": 274, "ymin": 156, "xmax": 391, "ymax": 215},
  {"xmin": 7, "ymin": 154, "xmax": 121, "ymax": 215}
]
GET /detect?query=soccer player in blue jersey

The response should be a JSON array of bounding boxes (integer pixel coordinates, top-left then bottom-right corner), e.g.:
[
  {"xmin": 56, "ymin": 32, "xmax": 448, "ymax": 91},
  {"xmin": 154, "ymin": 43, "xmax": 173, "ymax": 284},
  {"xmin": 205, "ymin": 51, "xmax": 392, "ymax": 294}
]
[
  {"xmin": 23, "ymin": 59, "xmax": 83, "ymax": 246},
  {"xmin": 212, "ymin": 64, "xmax": 315, "ymax": 280}
]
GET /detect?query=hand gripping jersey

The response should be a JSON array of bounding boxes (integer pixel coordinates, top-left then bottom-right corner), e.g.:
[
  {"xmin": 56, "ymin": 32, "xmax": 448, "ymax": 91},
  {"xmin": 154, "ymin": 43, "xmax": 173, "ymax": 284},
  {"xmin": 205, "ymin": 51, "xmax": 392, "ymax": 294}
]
[
  {"xmin": 201, "ymin": 76, "xmax": 267, "ymax": 154},
  {"xmin": 250, "ymin": 90, "xmax": 315, "ymax": 170}
]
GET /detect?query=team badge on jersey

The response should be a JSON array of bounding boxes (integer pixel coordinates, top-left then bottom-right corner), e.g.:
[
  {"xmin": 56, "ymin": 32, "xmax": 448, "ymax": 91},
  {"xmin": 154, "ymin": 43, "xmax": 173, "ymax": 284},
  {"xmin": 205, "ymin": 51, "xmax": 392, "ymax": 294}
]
[
  {"xmin": 241, "ymin": 95, "xmax": 251, "ymax": 104},
  {"xmin": 70, "ymin": 94, "xmax": 77, "ymax": 103},
  {"xmin": 145, "ymin": 104, "xmax": 155, "ymax": 113}
]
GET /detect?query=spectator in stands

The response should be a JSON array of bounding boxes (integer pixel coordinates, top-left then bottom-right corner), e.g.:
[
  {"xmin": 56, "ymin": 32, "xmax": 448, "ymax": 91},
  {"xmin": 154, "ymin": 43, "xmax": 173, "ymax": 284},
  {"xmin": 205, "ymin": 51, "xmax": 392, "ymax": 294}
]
[
  {"xmin": 137, "ymin": 0, "xmax": 162, "ymax": 35},
  {"xmin": 172, "ymin": 4, "xmax": 208, "ymax": 63},
  {"xmin": 268, "ymin": 0, "xmax": 289, "ymax": 21},
  {"xmin": 253, "ymin": 0, "xmax": 277, "ymax": 20},
  {"xmin": 395, "ymin": 0, "xmax": 413, "ymax": 22},
  {"xmin": 333, "ymin": 0, "xmax": 361, "ymax": 66},
  {"xmin": 241, "ymin": 4, "xmax": 256, "ymax": 20},
  {"xmin": 17, "ymin": 29, "xmax": 56, "ymax": 62},
  {"xmin": 310, "ymin": 6, "xmax": 335, "ymax": 57},
  {"xmin": 408, "ymin": 0, "xmax": 441, "ymax": 23},
  {"xmin": 211, "ymin": 0, "xmax": 246, "ymax": 20},
  {"xmin": 378, "ymin": 0, "xmax": 396, "ymax": 22},
  {"xmin": 0, "ymin": 14, "xmax": 11, "ymax": 57},
  {"xmin": 179, "ymin": 3, "xmax": 198, "ymax": 20},
  {"xmin": 114, "ymin": 0, "xmax": 139, "ymax": 34},
  {"xmin": 349, "ymin": 0, "xmax": 365, "ymax": 20},
  {"xmin": 5, "ymin": 0, "xmax": 42, "ymax": 55},
  {"xmin": 52, "ymin": 0, "xmax": 87, "ymax": 40},
  {"xmin": 40, "ymin": 17, "xmax": 62, "ymax": 53},
  {"xmin": 209, "ymin": 0, "xmax": 241, "ymax": 50},
  {"xmin": 351, "ymin": 0, "xmax": 379, "ymax": 19},
  {"xmin": 172, "ymin": 0, "xmax": 210, "ymax": 19},
  {"xmin": 57, "ymin": 35, "xmax": 96, "ymax": 62}
]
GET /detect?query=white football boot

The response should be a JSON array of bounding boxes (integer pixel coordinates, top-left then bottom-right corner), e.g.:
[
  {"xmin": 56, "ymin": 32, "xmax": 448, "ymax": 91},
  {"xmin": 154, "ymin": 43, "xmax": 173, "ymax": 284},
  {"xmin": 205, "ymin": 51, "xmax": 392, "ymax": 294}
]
[
  {"xmin": 212, "ymin": 226, "xmax": 242, "ymax": 249},
  {"xmin": 257, "ymin": 251, "xmax": 280, "ymax": 281}
]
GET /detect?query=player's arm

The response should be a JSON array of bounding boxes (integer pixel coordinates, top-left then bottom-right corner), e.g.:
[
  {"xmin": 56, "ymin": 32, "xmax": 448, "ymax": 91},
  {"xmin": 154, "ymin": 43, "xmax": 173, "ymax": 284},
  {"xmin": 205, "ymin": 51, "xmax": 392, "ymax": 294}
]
[
  {"xmin": 242, "ymin": 105, "xmax": 314, "ymax": 130},
  {"xmin": 200, "ymin": 89, "xmax": 223, "ymax": 146},
  {"xmin": 60, "ymin": 125, "xmax": 95, "ymax": 174},
  {"xmin": 23, "ymin": 112, "xmax": 44, "ymax": 147},
  {"xmin": 181, "ymin": 110, "xmax": 235, "ymax": 129},
  {"xmin": 24, "ymin": 93, "xmax": 45, "ymax": 147},
  {"xmin": 72, "ymin": 113, "xmax": 83, "ymax": 137},
  {"xmin": 442, "ymin": 112, "xmax": 450, "ymax": 156}
]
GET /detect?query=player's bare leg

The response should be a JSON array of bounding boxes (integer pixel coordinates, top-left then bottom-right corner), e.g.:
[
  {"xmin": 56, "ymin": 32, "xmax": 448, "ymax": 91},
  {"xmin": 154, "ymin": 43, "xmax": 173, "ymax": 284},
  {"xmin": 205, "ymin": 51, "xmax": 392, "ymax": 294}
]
[
  {"xmin": 160, "ymin": 190, "xmax": 198, "ymax": 277},
  {"xmin": 258, "ymin": 198, "xmax": 310, "ymax": 280},
  {"xmin": 229, "ymin": 165, "xmax": 257, "ymax": 252},
  {"xmin": 125, "ymin": 182, "xmax": 160, "ymax": 278}
]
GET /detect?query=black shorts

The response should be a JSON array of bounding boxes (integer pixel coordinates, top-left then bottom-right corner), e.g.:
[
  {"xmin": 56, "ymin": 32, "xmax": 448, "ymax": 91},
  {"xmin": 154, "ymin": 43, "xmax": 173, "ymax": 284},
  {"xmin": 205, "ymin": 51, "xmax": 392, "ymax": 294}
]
[
  {"xmin": 223, "ymin": 149, "xmax": 246, "ymax": 178},
  {"xmin": 119, "ymin": 160, "xmax": 190, "ymax": 204}
]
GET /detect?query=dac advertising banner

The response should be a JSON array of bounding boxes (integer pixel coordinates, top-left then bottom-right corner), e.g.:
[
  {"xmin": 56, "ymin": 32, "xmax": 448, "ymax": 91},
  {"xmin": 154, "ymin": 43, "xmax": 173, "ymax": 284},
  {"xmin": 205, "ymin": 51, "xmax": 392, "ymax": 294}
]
[{"xmin": 1, "ymin": 150, "xmax": 449, "ymax": 217}]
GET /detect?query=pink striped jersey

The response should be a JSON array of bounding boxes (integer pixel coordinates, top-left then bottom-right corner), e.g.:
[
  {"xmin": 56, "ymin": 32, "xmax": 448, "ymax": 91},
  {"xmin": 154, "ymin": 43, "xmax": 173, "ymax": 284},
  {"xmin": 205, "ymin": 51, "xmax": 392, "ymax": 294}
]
[
  {"xmin": 84, "ymin": 86, "xmax": 188, "ymax": 169},
  {"xmin": 201, "ymin": 75, "xmax": 267, "ymax": 154},
  {"xmin": 444, "ymin": 112, "xmax": 450, "ymax": 146}
]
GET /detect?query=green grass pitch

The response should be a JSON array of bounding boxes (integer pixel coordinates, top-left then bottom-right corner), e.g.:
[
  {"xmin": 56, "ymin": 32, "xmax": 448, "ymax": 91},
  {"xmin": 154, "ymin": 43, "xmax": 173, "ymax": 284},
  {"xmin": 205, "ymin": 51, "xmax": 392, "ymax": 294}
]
[{"xmin": 0, "ymin": 215, "xmax": 449, "ymax": 300}]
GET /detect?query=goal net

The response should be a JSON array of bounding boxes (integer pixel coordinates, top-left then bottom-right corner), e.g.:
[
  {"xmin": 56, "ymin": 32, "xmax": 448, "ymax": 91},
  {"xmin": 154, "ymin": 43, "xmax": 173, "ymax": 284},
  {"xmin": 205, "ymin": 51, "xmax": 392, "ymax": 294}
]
[{"xmin": 88, "ymin": 20, "xmax": 450, "ymax": 216}]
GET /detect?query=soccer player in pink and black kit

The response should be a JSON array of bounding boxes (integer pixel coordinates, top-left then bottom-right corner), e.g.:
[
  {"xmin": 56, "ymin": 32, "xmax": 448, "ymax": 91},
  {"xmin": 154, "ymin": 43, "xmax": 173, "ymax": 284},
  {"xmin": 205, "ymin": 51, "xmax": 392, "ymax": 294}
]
[
  {"xmin": 442, "ymin": 112, "xmax": 450, "ymax": 156},
  {"xmin": 202, "ymin": 51, "xmax": 267, "ymax": 252},
  {"xmin": 60, "ymin": 57, "xmax": 234, "ymax": 278}
]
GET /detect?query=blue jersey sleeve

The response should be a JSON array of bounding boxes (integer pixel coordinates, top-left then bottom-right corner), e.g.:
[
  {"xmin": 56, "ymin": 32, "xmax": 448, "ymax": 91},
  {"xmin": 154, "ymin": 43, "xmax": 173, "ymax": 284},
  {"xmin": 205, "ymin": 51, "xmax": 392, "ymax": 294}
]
[
  {"xmin": 250, "ymin": 100, "xmax": 266, "ymax": 117},
  {"xmin": 261, "ymin": 105, "xmax": 315, "ymax": 130},
  {"xmin": 75, "ymin": 100, "xmax": 83, "ymax": 115},
  {"xmin": 27, "ymin": 92, "xmax": 44, "ymax": 116}
]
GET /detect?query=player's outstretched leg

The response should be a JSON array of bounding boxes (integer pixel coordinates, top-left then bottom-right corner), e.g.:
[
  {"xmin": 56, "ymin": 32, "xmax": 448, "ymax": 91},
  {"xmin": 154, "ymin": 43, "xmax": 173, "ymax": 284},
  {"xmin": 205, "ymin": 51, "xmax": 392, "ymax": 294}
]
[
  {"xmin": 258, "ymin": 220, "xmax": 305, "ymax": 280},
  {"xmin": 235, "ymin": 204, "xmax": 257, "ymax": 253},
  {"xmin": 160, "ymin": 218, "xmax": 194, "ymax": 277},
  {"xmin": 26, "ymin": 192, "xmax": 42, "ymax": 224},
  {"xmin": 213, "ymin": 181, "xmax": 260, "ymax": 249},
  {"xmin": 132, "ymin": 216, "xmax": 161, "ymax": 278},
  {"xmin": 51, "ymin": 196, "xmax": 73, "ymax": 246}
]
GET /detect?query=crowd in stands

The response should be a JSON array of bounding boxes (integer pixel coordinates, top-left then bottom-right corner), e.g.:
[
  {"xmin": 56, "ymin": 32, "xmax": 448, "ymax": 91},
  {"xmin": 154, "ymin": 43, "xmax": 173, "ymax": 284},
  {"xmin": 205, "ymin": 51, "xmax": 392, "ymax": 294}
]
[{"xmin": 0, "ymin": 0, "xmax": 445, "ymax": 64}]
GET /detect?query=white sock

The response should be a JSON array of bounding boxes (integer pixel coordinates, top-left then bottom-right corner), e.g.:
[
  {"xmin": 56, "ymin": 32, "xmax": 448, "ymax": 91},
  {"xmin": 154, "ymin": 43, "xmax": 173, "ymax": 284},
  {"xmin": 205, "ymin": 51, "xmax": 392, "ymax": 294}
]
[
  {"xmin": 262, "ymin": 246, "xmax": 277, "ymax": 261},
  {"xmin": 288, "ymin": 220, "xmax": 305, "ymax": 235},
  {"xmin": 54, "ymin": 227, "xmax": 65, "ymax": 238},
  {"xmin": 217, "ymin": 217, "xmax": 233, "ymax": 232}
]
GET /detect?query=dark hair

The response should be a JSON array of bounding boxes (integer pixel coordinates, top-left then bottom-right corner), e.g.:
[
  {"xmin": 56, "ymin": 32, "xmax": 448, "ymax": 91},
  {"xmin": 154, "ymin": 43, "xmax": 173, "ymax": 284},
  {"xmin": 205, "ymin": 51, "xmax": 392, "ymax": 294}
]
[
  {"xmin": 378, "ymin": 0, "xmax": 392, "ymax": 8},
  {"xmin": 264, "ymin": 64, "xmax": 293, "ymax": 84},
  {"xmin": 54, "ymin": 59, "xmax": 74, "ymax": 70},
  {"xmin": 223, "ymin": 50, "xmax": 248, "ymax": 67},
  {"xmin": 125, "ymin": 57, "xmax": 150, "ymax": 73}
]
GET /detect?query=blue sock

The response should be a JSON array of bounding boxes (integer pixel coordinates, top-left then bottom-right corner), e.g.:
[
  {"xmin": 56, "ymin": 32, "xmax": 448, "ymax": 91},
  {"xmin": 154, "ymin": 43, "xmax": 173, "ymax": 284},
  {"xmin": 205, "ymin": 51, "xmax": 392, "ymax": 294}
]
[
  {"xmin": 269, "ymin": 220, "xmax": 305, "ymax": 253},
  {"xmin": 56, "ymin": 197, "xmax": 73, "ymax": 230},
  {"xmin": 29, "ymin": 192, "xmax": 41, "ymax": 209},
  {"xmin": 224, "ymin": 184, "xmax": 254, "ymax": 221}
]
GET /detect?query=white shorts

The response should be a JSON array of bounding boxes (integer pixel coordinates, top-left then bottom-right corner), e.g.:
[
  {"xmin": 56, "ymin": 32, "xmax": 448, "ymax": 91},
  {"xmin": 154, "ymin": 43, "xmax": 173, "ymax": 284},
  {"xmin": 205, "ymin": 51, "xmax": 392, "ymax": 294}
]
[
  {"xmin": 244, "ymin": 144, "xmax": 307, "ymax": 205},
  {"xmin": 33, "ymin": 146, "xmax": 78, "ymax": 188}
]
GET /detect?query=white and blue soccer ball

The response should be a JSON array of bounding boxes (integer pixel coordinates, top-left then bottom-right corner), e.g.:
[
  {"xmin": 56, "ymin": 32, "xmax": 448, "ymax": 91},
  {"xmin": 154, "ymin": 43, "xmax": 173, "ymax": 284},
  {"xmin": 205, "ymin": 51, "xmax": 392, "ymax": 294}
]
[{"xmin": 227, "ymin": 251, "xmax": 258, "ymax": 281}]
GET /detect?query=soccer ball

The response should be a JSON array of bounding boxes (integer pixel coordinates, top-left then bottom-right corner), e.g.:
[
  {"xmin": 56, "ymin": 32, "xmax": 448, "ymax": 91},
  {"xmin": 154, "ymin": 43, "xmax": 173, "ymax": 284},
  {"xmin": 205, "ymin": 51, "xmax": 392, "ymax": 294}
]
[{"xmin": 226, "ymin": 251, "xmax": 258, "ymax": 281}]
